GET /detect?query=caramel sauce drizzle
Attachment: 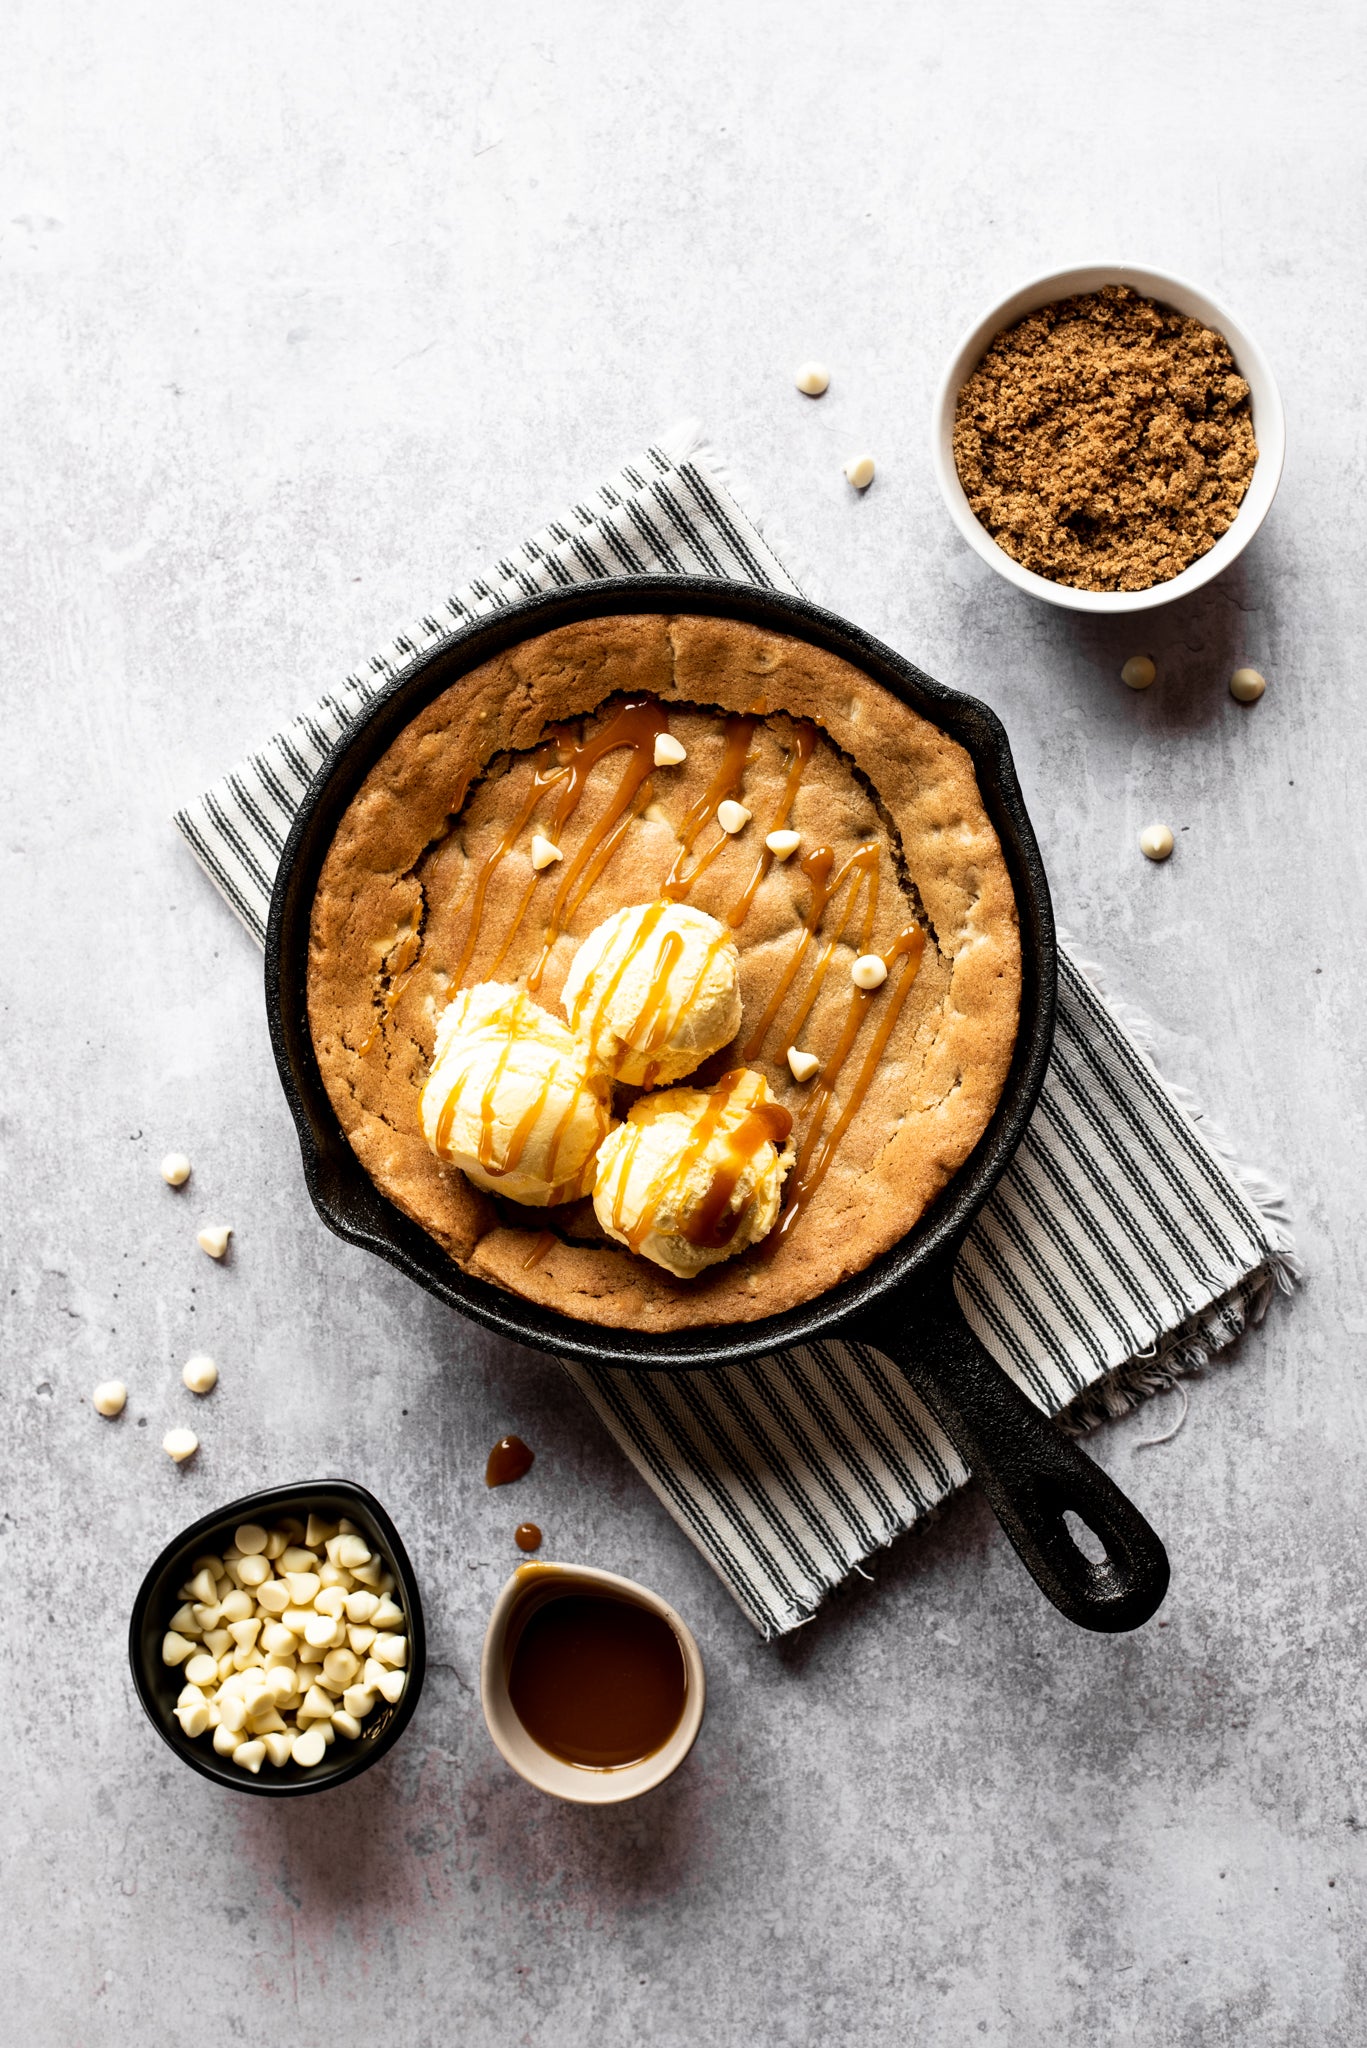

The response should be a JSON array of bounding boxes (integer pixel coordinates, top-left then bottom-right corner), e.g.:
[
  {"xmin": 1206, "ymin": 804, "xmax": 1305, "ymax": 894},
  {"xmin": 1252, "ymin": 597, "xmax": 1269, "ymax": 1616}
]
[
  {"xmin": 769, "ymin": 922, "xmax": 927, "ymax": 1248},
  {"xmin": 431, "ymin": 994, "xmax": 594, "ymax": 1192},
  {"xmin": 609, "ymin": 1072, "xmax": 793, "ymax": 1255},
  {"xmin": 661, "ymin": 715, "xmax": 757, "ymax": 901},
  {"xmin": 525, "ymin": 700, "xmax": 670, "ymax": 989},
  {"xmin": 522, "ymin": 1231, "xmax": 556, "ymax": 1271},
  {"xmin": 412, "ymin": 696, "xmax": 932, "ymax": 1258},
  {"xmin": 741, "ymin": 842, "xmax": 880, "ymax": 1061},
  {"xmin": 728, "ymin": 721, "xmax": 816, "ymax": 930}
]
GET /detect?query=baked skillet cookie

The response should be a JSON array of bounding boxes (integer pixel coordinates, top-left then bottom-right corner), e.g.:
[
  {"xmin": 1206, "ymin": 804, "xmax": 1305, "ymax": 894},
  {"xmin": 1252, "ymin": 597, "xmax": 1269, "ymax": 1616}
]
[{"xmin": 307, "ymin": 614, "xmax": 1021, "ymax": 1330}]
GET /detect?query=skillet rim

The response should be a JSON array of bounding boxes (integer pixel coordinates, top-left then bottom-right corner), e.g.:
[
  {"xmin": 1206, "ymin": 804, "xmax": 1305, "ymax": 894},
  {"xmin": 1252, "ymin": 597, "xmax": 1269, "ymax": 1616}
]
[{"xmin": 264, "ymin": 577, "xmax": 1056, "ymax": 1371}]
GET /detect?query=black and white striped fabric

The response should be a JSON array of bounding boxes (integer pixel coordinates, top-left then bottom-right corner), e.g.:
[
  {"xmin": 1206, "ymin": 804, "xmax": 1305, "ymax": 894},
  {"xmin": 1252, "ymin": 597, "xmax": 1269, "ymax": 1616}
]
[{"xmin": 176, "ymin": 426, "xmax": 1296, "ymax": 1637}]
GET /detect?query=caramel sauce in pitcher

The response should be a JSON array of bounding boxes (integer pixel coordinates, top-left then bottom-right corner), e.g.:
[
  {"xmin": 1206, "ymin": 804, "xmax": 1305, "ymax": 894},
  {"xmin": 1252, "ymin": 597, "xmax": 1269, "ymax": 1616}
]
[{"xmin": 508, "ymin": 1583, "xmax": 687, "ymax": 1769}]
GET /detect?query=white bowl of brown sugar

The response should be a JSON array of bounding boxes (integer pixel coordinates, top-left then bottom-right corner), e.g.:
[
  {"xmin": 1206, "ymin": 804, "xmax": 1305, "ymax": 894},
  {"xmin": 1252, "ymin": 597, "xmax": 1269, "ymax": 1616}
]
[{"xmin": 931, "ymin": 264, "xmax": 1285, "ymax": 614}]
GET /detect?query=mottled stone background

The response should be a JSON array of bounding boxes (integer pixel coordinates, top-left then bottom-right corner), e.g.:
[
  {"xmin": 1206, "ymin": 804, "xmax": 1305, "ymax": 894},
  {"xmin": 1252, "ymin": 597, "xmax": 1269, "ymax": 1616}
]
[{"xmin": 3, "ymin": 3, "xmax": 1363, "ymax": 2042}]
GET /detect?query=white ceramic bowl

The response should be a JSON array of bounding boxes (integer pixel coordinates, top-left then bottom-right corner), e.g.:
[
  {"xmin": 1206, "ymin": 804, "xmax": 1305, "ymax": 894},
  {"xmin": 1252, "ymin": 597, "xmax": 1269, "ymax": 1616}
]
[
  {"xmin": 930, "ymin": 263, "xmax": 1285, "ymax": 614},
  {"xmin": 480, "ymin": 1562, "xmax": 706, "ymax": 1805}
]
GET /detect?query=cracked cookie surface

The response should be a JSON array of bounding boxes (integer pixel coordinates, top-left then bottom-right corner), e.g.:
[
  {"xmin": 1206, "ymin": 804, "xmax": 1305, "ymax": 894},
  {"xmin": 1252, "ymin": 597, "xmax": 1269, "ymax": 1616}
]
[{"xmin": 307, "ymin": 613, "xmax": 1021, "ymax": 1329}]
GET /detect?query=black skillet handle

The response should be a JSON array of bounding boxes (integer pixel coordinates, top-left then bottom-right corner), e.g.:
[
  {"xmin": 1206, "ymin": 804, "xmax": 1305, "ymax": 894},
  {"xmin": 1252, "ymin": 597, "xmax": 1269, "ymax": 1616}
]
[{"xmin": 852, "ymin": 1259, "xmax": 1169, "ymax": 1633}]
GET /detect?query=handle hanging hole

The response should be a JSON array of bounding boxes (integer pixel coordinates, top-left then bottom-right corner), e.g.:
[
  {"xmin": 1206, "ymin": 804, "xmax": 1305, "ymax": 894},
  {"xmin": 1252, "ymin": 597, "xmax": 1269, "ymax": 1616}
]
[{"xmin": 1063, "ymin": 1510, "xmax": 1108, "ymax": 1565}]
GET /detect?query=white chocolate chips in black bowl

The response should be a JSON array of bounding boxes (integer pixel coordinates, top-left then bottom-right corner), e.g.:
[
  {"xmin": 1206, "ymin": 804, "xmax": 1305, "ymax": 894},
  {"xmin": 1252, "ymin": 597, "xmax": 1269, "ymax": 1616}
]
[{"xmin": 160, "ymin": 1512, "xmax": 409, "ymax": 1774}]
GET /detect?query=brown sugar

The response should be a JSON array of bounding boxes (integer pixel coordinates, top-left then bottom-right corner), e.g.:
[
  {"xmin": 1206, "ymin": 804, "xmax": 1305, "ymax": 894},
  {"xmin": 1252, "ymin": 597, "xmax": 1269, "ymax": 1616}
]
[{"xmin": 952, "ymin": 284, "xmax": 1258, "ymax": 592}]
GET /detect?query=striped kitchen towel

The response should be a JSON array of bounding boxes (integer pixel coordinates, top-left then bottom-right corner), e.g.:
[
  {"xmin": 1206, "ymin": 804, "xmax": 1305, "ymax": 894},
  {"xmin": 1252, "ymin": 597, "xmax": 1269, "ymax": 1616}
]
[{"xmin": 176, "ymin": 422, "xmax": 1298, "ymax": 1637}]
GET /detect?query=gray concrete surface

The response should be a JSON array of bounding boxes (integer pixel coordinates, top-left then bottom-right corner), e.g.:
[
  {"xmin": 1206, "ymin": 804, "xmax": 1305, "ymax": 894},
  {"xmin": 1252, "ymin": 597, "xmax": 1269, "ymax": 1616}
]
[{"xmin": 3, "ymin": 3, "xmax": 1364, "ymax": 2042}]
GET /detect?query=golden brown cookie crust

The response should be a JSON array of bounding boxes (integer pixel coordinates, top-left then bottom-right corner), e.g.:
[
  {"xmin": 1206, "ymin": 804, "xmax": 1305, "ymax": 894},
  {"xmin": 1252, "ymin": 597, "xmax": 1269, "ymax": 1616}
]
[{"xmin": 307, "ymin": 613, "xmax": 1021, "ymax": 1329}]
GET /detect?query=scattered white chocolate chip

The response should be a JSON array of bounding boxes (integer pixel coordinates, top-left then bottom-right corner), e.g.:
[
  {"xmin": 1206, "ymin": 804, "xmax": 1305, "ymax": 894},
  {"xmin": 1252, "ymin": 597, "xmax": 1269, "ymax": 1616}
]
[
  {"xmin": 92, "ymin": 1380, "xmax": 127, "ymax": 1417},
  {"xmin": 182, "ymin": 1354, "xmax": 218, "ymax": 1395},
  {"xmin": 765, "ymin": 828, "xmax": 801, "ymax": 859},
  {"xmin": 654, "ymin": 732, "xmax": 687, "ymax": 767},
  {"xmin": 163, "ymin": 1427, "xmax": 199, "ymax": 1463},
  {"xmin": 787, "ymin": 1047, "xmax": 821, "ymax": 1084},
  {"xmin": 1230, "ymin": 666, "xmax": 1266, "ymax": 704},
  {"xmin": 161, "ymin": 1152, "xmax": 192, "ymax": 1186},
  {"xmin": 1139, "ymin": 822, "xmax": 1175, "ymax": 862},
  {"xmin": 717, "ymin": 799, "xmax": 752, "ymax": 835},
  {"xmin": 530, "ymin": 833, "xmax": 562, "ymax": 871},
  {"xmin": 844, "ymin": 454, "xmax": 876, "ymax": 490},
  {"xmin": 794, "ymin": 360, "xmax": 830, "ymax": 396},
  {"xmin": 851, "ymin": 954, "xmax": 888, "ymax": 990},
  {"xmin": 1121, "ymin": 655, "xmax": 1156, "ymax": 691},
  {"xmin": 196, "ymin": 1225, "xmax": 232, "ymax": 1260},
  {"xmin": 161, "ymin": 1508, "xmax": 409, "ymax": 1773}
]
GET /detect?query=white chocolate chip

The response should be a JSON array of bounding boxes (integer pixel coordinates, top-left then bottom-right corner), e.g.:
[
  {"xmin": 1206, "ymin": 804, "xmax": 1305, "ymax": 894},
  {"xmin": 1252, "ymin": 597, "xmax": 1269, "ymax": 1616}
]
[
  {"xmin": 1139, "ymin": 822, "xmax": 1174, "ymax": 862},
  {"xmin": 1230, "ymin": 666, "xmax": 1266, "ymax": 704},
  {"xmin": 343, "ymin": 1685, "xmax": 377, "ymax": 1719},
  {"xmin": 344, "ymin": 1589, "xmax": 379, "ymax": 1624},
  {"xmin": 237, "ymin": 1555, "xmax": 270, "ymax": 1589},
  {"xmin": 654, "ymin": 733, "xmax": 687, "ymax": 767},
  {"xmin": 787, "ymin": 1047, "xmax": 821, "ymax": 1084},
  {"xmin": 213, "ymin": 1722, "xmax": 243, "ymax": 1757},
  {"xmin": 176, "ymin": 1702, "xmax": 210, "ymax": 1740},
  {"xmin": 530, "ymin": 833, "xmax": 562, "ymax": 871},
  {"xmin": 160, "ymin": 1152, "xmax": 191, "ymax": 1186},
  {"xmin": 218, "ymin": 1586, "xmax": 252, "ymax": 1622},
  {"xmin": 795, "ymin": 360, "xmax": 830, "ymax": 397},
  {"xmin": 233, "ymin": 1739, "xmax": 266, "ymax": 1775},
  {"xmin": 163, "ymin": 1427, "xmax": 199, "ymax": 1463},
  {"xmin": 304, "ymin": 1515, "xmax": 335, "ymax": 1548},
  {"xmin": 331, "ymin": 1710, "xmax": 363, "ymax": 1742},
  {"xmin": 196, "ymin": 1225, "xmax": 232, "ymax": 1259},
  {"xmin": 765, "ymin": 829, "xmax": 800, "ymax": 859},
  {"xmin": 262, "ymin": 1731, "xmax": 294, "ymax": 1768},
  {"xmin": 284, "ymin": 1570, "xmax": 321, "ymax": 1606},
  {"xmin": 370, "ymin": 1594, "xmax": 404, "ymax": 1630},
  {"xmin": 280, "ymin": 1546, "xmax": 317, "ymax": 1573},
  {"xmin": 334, "ymin": 1533, "xmax": 372, "ymax": 1571},
  {"xmin": 373, "ymin": 1632, "xmax": 408, "ymax": 1670},
  {"xmin": 185, "ymin": 1652, "xmax": 218, "ymax": 1687},
  {"xmin": 376, "ymin": 1668, "xmax": 406, "ymax": 1705},
  {"xmin": 161, "ymin": 1631, "xmax": 195, "ymax": 1667},
  {"xmin": 1121, "ymin": 655, "xmax": 1156, "ymax": 691},
  {"xmin": 844, "ymin": 454, "xmax": 875, "ymax": 490},
  {"xmin": 234, "ymin": 1523, "xmax": 268, "ymax": 1556},
  {"xmin": 92, "ymin": 1380, "xmax": 127, "ymax": 1417},
  {"xmin": 851, "ymin": 954, "xmax": 888, "ymax": 991},
  {"xmin": 717, "ymin": 799, "xmax": 752, "ymax": 835},
  {"xmin": 256, "ymin": 1580, "xmax": 291, "ymax": 1616},
  {"xmin": 182, "ymin": 1355, "xmax": 218, "ymax": 1395},
  {"xmin": 292, "ymin": 1726, "xmax": 327, "ymax": 1767}
]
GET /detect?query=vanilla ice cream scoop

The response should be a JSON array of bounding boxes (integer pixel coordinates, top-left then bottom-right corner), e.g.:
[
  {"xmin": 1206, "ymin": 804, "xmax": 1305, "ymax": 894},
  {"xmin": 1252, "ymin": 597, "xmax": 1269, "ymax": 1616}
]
[
  {"xmin": 560, "ymin": 901, "xmax": 742, "ymax": 1086},
  {"xmin": 592, "ymin": 1069, "xmax": 793, "ymax": 1278},
  {"xmin": 420, "ymin": 983, "xmax": 615, "ymax": 1206}
]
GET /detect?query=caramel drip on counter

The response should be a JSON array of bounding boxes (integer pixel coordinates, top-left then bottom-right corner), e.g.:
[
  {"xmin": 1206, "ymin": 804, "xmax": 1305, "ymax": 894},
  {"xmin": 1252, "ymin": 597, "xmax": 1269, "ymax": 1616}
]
[
  {"xmin": 661, "ymin": 715, "xmax": 757, "ymax": 900},
  {"xmin": 486, "ymin": 1434, "xmax": 535, "ymax": 1487},
  {"xmin": 611, "ymin": 1072, "xmax": 792, "ymax": 1255},
  {"xmin": 741, "ymin": 843, "xmax": 880, "ymax": 1061},
  {"xmin": 728, "ymin": 721, "xmax": 816, "ymax": 929},
  {"xmin": 770, "ymin": 923, "xmax": 926, "ymax": 1247},
  {"xmin": 514, "ymin": 1522, "xmax": 543, "ymax": 1553}
]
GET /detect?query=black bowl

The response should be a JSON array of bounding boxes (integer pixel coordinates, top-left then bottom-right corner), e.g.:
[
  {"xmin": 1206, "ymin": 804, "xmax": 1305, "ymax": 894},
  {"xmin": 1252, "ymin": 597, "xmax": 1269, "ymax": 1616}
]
[{"xmin": 128, "ymin": 1479, "xmax": 426, "ymax": 1796}]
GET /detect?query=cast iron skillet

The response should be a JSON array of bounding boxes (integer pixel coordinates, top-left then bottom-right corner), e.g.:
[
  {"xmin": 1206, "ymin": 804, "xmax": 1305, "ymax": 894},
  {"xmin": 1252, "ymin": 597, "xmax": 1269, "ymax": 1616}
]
[{"xmin": 265, "ymin": 578, "xmax": 1169, "ymax": 1634}]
